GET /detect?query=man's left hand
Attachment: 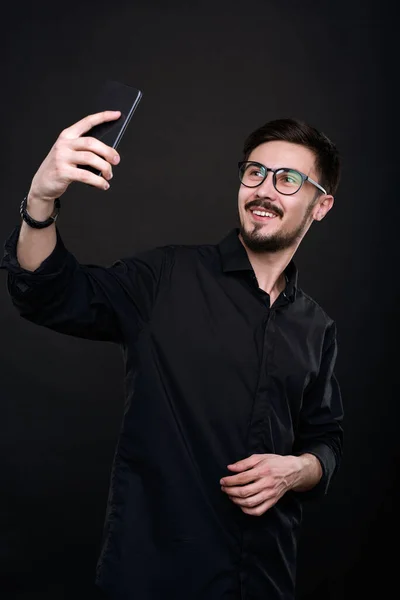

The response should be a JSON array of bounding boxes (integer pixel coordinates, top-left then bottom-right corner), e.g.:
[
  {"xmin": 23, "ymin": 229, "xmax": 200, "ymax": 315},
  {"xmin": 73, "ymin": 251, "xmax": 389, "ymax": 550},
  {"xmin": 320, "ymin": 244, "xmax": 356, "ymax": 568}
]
[{"xmin": 220, "ymin": 453, "xmax": 303, "ymax": 517}]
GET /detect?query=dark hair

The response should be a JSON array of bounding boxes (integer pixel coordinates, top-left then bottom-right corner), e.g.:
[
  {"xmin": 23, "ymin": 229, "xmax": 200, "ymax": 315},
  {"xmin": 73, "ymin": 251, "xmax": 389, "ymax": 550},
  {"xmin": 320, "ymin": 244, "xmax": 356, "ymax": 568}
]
[{"xmin": 242, "ymin": 118, "xmax": 341, "ymax": 196}]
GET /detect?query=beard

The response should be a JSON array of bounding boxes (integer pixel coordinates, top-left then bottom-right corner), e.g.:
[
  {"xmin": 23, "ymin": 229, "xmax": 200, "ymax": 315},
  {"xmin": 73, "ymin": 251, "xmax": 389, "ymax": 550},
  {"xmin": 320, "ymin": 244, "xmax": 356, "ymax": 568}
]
[{"xmin": 239, "ymin": 200, "xmax": 315, "ymax": 254}]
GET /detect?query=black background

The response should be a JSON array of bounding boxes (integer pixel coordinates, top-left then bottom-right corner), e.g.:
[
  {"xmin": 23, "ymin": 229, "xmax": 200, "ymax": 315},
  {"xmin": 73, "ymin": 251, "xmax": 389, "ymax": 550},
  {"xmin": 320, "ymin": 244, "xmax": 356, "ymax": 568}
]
[{"xmin": 1, "ymin": 1, "xmax": 397, "ymax": 598}]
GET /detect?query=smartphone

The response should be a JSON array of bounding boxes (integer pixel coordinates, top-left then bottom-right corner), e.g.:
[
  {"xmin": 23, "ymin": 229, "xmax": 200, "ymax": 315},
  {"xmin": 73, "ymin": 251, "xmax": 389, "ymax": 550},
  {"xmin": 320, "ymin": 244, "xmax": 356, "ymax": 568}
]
[{"xmin": 80, "ymin": 79, "xmax": 142, "ymax": 175}]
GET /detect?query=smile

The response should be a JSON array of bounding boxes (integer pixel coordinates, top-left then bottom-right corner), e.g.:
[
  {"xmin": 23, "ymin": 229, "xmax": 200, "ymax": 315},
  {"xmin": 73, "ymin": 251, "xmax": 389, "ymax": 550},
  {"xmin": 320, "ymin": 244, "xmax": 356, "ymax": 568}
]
[{"xmin": 250, "ymin": 209, "xmax": 278, "ymax": 221}]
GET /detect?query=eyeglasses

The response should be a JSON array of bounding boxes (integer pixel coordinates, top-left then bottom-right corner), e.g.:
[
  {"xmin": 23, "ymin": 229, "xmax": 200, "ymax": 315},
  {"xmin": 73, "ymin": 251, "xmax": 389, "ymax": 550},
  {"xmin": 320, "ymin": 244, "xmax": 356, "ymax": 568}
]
[{"xmin": 238, "ymin": 161, "xmax": 327, "ymax": 196}]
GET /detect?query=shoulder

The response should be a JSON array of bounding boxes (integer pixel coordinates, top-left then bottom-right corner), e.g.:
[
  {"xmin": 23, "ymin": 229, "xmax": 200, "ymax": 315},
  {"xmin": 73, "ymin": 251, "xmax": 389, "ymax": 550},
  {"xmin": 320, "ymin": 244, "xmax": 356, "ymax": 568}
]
[
  {"xmin": 297, "ymin": 288, "xmax": 333, "ymax": 320},
  {"xmin": 295, "ymin": 287, "xmax": 337, "ymax": 336},
  {"xmin": 117, "ymin": 241, "xmax": 219, "ymax": 275}
]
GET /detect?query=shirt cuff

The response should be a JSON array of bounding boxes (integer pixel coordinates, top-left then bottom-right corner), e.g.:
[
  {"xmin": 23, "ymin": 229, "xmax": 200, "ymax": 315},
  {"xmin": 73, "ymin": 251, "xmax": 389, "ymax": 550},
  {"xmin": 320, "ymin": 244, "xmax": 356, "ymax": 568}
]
[
  {"xmin": 0, "ymin": 225, "xmax": 69, "ymax": 294},
  {"xmin": 294, "ymin": 442, "xmax": 338, "ymax": 500}
]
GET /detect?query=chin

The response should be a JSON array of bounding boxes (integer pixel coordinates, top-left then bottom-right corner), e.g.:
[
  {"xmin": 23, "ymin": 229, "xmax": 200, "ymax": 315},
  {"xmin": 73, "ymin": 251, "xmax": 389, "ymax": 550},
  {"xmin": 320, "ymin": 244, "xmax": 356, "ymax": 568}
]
[
  {"xmin": 243, "ymin": 221, "xmax": 279, "ymax": 238},
  {"xmin": 239, "ymin": 222, "xmax": 300, "ymax": 253}
]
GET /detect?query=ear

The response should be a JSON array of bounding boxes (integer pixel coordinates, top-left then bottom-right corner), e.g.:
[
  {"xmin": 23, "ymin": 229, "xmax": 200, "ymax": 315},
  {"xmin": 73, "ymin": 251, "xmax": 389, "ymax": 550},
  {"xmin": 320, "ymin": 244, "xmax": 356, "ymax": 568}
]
[{"xmin": 313, "ymin": 195, "xmax": 334, "ymax": 222}]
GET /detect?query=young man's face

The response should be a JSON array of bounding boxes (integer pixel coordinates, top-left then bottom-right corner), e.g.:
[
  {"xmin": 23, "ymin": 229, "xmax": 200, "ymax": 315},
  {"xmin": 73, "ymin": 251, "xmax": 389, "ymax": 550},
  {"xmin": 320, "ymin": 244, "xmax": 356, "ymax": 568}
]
[{"xmin": 238, "ymin": 140, "xmax": 333, "ymax": 253}]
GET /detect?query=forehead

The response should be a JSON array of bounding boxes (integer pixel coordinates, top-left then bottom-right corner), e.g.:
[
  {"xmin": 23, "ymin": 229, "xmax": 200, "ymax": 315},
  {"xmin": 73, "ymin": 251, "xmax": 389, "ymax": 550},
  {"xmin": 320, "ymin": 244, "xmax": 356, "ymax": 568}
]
[{"xmin": 248, "ymin": 140, "xmax": 317, "ymax": 175}]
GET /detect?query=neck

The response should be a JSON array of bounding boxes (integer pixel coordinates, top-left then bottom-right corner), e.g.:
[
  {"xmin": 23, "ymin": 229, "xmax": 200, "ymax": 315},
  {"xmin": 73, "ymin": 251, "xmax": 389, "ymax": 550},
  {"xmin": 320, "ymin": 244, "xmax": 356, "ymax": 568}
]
[{"xmin": 239, "ymin": 234, "xmax": 297, "ymax": 303}]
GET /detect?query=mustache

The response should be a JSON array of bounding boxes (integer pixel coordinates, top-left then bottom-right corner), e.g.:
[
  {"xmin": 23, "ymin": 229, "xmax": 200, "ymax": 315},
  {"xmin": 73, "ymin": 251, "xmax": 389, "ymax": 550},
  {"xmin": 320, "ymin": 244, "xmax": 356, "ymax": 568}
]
[{"xmin": 245, "ymin": 200, "xmax": 283, "ymax": 219}]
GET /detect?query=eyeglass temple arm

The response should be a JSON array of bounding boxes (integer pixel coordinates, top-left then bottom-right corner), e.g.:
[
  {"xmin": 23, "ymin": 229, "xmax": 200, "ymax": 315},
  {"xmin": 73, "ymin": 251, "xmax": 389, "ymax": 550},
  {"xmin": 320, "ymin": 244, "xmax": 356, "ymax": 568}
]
[{"xmin": 306, "ymin": 176, "xmax": 327, "ymax": 195}]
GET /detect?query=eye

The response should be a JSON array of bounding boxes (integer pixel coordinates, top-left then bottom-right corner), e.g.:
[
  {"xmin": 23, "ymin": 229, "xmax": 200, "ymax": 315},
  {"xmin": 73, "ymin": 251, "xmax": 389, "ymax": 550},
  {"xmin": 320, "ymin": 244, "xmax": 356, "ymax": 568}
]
[
  {"xmin": 276, "ymin": 170, "xmax": 303, "ymax": 188},
  {"xmin": 239, "ymin": 162, "xmax": 267, "ymax": 186},
  {"xmin": 249, "ymin": 167, "xmax": 263, "ymax": 178},
  {"xmin": 284, "ymin": 174, "xmax": 297, "ymax": 184},
  {"xmin": 244, "ymin": 164, "xmax": 265, "ymax": 179}
]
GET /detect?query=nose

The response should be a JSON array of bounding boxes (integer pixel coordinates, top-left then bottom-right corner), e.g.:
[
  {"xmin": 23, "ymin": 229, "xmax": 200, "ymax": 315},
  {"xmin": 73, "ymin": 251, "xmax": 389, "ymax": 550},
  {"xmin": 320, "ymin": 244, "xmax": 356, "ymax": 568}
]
[{"xmin": 254, "ymin": 172, "xmax": 279, "ymax": 200}]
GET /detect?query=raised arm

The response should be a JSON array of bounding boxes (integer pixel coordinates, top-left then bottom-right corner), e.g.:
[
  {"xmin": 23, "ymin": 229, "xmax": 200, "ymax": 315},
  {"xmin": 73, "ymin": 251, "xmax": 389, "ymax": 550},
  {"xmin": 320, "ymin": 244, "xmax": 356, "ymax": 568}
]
[{"xmin": 17, "ymin": 110, "xmax": 121, "ymax": 271}]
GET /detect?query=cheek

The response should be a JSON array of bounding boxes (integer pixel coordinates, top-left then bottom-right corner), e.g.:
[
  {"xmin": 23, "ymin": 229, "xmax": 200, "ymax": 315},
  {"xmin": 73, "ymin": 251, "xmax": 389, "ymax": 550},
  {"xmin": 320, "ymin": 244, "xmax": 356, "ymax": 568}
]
[
  {"xmin": 285, "ymin": 202, "xmax": 308, "ymax": 223},
  {"xmin": 288, "ymin": 207, "xmax": 302, "ymax": 220},
  {"xmin": 238, "ymin": 188, "xmax": 251, "ymax": 211}
]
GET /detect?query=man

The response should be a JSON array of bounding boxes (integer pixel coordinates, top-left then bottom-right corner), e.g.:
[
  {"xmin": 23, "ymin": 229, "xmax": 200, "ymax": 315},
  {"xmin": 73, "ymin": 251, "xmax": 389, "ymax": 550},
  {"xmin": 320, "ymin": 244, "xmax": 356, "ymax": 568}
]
[{"xmin": 1, "ymin": 111, "xmax": 343, "ymax": 599}]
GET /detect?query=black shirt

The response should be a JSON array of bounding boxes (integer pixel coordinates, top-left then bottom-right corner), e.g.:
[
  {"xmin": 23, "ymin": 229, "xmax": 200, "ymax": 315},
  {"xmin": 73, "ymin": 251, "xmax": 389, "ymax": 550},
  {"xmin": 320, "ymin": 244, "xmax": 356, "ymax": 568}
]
[{"xmin": 1, "ymin": 227, "xmax": 343, "ymax": 600}]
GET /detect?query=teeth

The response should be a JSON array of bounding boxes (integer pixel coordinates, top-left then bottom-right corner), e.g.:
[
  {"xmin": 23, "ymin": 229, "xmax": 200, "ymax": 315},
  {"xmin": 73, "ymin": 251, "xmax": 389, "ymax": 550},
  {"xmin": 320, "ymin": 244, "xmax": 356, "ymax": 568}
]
[{"xmin": 253, "ymin": 210, "xmax": 275, "ymax": 218}]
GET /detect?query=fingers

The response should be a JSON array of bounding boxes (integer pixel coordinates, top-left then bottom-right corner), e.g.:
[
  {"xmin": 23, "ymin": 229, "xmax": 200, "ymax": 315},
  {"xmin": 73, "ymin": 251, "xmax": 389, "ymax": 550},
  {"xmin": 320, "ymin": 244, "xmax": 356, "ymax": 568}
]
[
  {"xmin": 228, "ymin": 454, "xmax": 277, "ymax": 471},
  {"xmin": 241, "ymin": 498, "xmax": 276, "ymax": 517},
  {"xmin": 228, "ymin": 455, "xmax": 261, "ymax": 470},
  {"xmin": 74, "ymin": 151, "xmax": 114, "ymax": 180},
  {"xmin": 30, "ymin": 112, "xmax": 122, "ymax": 201},
  {"xmin": 228, "ymin": 490, "xmax": 271, "ymax": 509},
  {"xmin": 60, "ymin": 110, "xmax": 121, "ymax": 140},
  {"xmin": 221, "ymin": 479, "xmax": 265, "ymax": 499},
  {"xmin": 62, "ymin": 137, "xmax": 120, "ymax": 187},
  {"xmin": 68, "ymin": 166, "xmax": 111, "ymax": 191},
  {"xmin": 223, "ymin": 486, "xmax": 277, "ymax": 516},
  {"xmin": 227, "ymin": 454, "xmax": 266, "ymax": 472},
  {"xmin": 220, "ymin": 468, "xmax": 259, "ymax": 487},
  {"xmin": 71, "ymin": 136, "xmax": 120, "ymax": 166}
]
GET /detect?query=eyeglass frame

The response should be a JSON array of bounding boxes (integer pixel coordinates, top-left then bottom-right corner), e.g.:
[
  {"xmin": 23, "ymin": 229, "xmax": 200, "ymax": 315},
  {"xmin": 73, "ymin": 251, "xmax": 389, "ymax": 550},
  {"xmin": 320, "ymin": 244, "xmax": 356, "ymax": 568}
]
[{"xmin": 237, "ymin": 160, "xmax": 327, "ymax": 196}]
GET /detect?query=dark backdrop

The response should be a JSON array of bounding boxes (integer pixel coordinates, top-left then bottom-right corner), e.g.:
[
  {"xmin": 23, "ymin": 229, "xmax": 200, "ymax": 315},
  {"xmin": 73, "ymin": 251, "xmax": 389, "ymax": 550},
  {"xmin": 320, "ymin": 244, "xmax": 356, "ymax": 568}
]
[{"xmin": 1, "ymin": 1, "xmax": 397, "ymax": 598}]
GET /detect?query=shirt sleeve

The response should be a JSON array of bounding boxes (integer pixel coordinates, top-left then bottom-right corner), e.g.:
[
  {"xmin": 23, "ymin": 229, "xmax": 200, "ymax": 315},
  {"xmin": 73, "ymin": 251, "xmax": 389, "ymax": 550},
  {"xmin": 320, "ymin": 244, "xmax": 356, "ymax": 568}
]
[
  {"xmin": 292, "ymin": 322, "xmax": 344, "ymax": 499},
  {"xmin": 0, "ymin": 225, "xmax": 170, "ymax": 344}
]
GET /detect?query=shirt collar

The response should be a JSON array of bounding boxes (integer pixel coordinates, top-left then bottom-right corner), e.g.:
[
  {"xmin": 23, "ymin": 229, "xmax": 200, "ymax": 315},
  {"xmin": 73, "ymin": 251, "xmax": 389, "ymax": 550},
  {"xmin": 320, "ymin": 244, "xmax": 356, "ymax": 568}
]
[{"xmin": 218, "ymin": 228, "xmax": 298, "ymax": 302}]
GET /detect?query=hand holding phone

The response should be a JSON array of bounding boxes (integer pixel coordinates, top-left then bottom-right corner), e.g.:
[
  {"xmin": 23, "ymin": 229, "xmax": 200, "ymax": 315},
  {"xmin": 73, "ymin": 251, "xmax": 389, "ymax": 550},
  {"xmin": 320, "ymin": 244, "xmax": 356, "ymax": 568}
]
[{"xmin": 28, "ymin": 81, "xmax": 143, "ymax": 203}]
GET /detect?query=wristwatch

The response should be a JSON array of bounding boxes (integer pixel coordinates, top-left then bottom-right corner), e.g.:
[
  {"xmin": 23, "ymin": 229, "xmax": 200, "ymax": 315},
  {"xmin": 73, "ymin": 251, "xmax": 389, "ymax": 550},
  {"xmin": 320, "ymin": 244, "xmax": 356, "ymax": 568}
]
[{"xmin": 20, "ymin": 196, "xmax": 60, "ymax": 229}]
